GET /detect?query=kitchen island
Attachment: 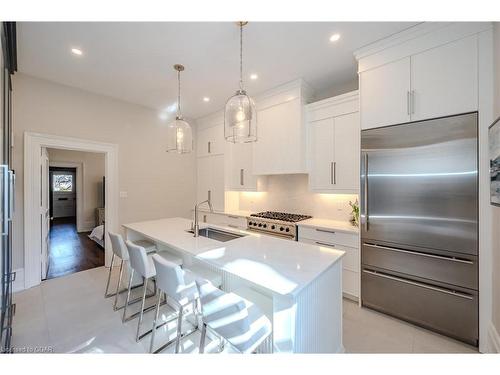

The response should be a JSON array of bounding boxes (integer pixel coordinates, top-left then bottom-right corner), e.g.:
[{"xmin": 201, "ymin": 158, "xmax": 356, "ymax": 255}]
[{"xmin": 123, "ymin": 217, "xmax": 345, "ymax": 353}]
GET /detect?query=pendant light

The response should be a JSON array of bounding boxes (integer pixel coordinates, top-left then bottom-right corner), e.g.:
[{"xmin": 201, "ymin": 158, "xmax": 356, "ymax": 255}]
[
  {"xmin": 224, "ymin": 22, "xmax": 257, "ymax": 143},
  {"xmin": 166, "ymin": 64, "xmax": 193, "ymax": 153}
]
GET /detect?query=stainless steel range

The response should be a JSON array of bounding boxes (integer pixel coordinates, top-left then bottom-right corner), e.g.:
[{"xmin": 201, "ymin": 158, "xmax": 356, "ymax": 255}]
[{"xmin": 247, "ymin": 211, "xmax": 312, "ymax": 240}]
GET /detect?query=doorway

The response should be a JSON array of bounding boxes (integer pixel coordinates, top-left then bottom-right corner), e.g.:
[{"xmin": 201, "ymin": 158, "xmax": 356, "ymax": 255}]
[{"xmin": 42, "ymin": 149, "xmax": 106, "ymax": 280}]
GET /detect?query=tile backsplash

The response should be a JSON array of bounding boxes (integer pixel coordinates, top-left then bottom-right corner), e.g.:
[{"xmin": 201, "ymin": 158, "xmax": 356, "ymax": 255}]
[{"xmin": 237, "ymin": 174, "xmax": 358, "ymax": 221}]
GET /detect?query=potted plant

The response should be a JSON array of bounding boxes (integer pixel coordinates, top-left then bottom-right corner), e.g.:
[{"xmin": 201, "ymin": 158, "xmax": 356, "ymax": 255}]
[{"xmin": 349, "ymin": 199, "xmax": 359, "ymax": 227}]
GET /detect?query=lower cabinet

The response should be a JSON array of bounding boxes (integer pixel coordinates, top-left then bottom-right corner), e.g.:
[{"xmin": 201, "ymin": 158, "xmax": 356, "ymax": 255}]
[
  {"xmin": 298, "ymin": 226, "xmax": 360, "ymax": 300},
  {"xmin": 201, "ymin": 212, "xmax": 247, "ymax": 230}
]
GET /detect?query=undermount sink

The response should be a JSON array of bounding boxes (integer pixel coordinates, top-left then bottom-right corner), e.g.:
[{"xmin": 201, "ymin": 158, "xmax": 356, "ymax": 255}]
[{"xmin": 186, "ymin": 227, "xmax": 245, "ymax": 242}]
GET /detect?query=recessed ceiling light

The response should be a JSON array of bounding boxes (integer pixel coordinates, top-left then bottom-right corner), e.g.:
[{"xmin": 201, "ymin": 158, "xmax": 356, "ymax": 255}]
[
  {"xmin": 71, "ymin": 48, "xmax": 83, "ymax": 56},
  {"xmin": 329, "ymin": 33, "xmax": 341, "ymax": 43},
  {"xmin": 250, "ymin": 73, "xmax": 258, "ymax": 80},
  {"xmin": 203, "ymin": 97, "xmax": 210, "ymax": 102}
]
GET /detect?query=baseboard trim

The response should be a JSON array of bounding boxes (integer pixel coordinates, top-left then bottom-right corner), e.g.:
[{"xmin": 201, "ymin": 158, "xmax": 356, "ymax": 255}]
[
  {"xmin": 12, "ymin": 268, "xmax": 25, "ymax": 293},
  {"xmin": 488, "ymin": 322, "xmax": 500, "ymax": 353}
]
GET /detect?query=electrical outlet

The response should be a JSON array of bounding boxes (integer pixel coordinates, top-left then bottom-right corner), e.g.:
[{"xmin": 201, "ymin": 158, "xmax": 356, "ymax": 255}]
[{"xmin": 119, "ymin": 191, "xmax": 128, "ymax": 198}]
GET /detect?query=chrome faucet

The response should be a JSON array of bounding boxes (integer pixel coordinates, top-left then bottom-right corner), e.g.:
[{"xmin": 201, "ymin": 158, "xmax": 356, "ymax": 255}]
[{"xmin": 192, "ymin": 198, "xmax": 214, "ymax": 237}]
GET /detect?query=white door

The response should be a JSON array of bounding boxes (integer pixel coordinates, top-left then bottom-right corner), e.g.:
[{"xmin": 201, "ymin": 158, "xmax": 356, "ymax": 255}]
[
  {"xmin": 227, "ymin": 142, "xmax": 256, "ymax": 190},
  {"xmin": 410, "ymin": 35, "xmax": 478, "ymax": 121},
  {"xmin": 196, "ymin": 156, "xmax": 211, "ymax": 203},
  {"xmin": 309, "ymin": 117, "xmax": 335, "ymax": 191},
  {"xmin": 196, "ymin": 124, "xmax": 224, "ymax": 157},
  {"xmin": 360, "ymin": 57, "xmax": 411, "ymax": 130},
  {"xmin": 210, "ymin": 154, "xmax": 225, "ymax": 211},
  {"xmin": 41, "ymin": 148, "xmax": 50, "ymax": 280},
  {"xmin": 333, "ymin": 112, "xmax": 360, "ymax": 192}
]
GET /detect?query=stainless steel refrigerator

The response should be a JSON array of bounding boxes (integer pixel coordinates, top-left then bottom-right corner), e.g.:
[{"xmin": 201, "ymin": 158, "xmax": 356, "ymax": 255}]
[
  {"xmin": 360, "ymin": 112, "xmax": 479, "ymax": 346},
  {"xmin": 1, "ymin": 22, "xmax": 16, "ymax": 353}
]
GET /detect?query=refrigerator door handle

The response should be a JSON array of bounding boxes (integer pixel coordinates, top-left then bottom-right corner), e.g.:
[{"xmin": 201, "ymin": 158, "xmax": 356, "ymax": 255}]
[
  {"xmin": 1, "ymin": 165, "xmax": 8, "ymax": 235},
  {"xmin": 363, "ymin": 242, "xmax": 475, "ymax": 265},
  {"xmin": 362, "ymin": 269, "xmax": 474, "ymax": 300},
  {"xmin": 8, "ymin": 170, "xmax": 15, "ymax": 221},
  {"xmin": 364, "ymin": 153, "xmax": 369, "ymax": 231}
]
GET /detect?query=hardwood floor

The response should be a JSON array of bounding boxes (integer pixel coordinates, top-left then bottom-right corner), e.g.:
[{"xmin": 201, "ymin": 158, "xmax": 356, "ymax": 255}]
[{"xmin": 47, "ymin": 217, "xmax": 104, "ymax": 280}]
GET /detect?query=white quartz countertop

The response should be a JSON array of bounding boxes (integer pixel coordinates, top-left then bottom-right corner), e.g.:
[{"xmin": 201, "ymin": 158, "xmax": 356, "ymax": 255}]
[
  {"xmin": 123, "ymin": 217, "xmax": 344, "ymax": 297},
  {"xmin": 298, "ymin": 218, "xmax": 359, "ymax": 234}
]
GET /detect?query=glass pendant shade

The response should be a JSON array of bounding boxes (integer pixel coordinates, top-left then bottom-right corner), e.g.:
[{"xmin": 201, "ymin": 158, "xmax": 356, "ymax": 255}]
[
  {"xmin": 224, "ymin": 89, "xmax": 257, "ymax": 143},
  {"xmin": 166, "ymin": 116, "xmax": 193, "ymax": 153},
  {"xmin": 166, "ymin": 64, "xmax": 193, "ymax": 153}
]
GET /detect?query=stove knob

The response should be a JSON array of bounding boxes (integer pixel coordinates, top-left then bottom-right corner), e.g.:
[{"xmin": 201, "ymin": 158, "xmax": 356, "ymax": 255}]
[
  {"xmin": 253, "ymin": 222, "xmax": 258, "ymax": 226},
  {"xmin": 271, "ymin": 225, "xmax": 275, "ymax": 230},
  {"xmin": 248, "ymin": 221, "xmax": 252, "ymax": 226},
  {"xmin": 285, "ymin": 228, "xmax": 290, "ymax": 232},
  {"xmin": 258, "ymin": 223, "xmax": 262, "ymax": 227},
  {"xmin": 263, "ymin": 224, "xmax": 267, "ymax": 228},
  {"xmin": 280, "ymin": 227, "xmax": 284, "ymax": 231}
]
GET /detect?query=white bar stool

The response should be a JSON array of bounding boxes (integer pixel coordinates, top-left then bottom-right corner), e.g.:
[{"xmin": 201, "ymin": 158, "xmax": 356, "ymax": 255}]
[
  {"xmin": 105, "ymin": 231, "xmax": 157, "ymax": 312},
  {"xmin": 149, "ymin": 255, "xmax": 202, "ymax": 354},
  {"xmin": 123, "ymin": 241, "xmax": 183, "ymax": 340},
  {"xmin": 196, "ymin": 280, "xmax": 272, "ymax": 354}
]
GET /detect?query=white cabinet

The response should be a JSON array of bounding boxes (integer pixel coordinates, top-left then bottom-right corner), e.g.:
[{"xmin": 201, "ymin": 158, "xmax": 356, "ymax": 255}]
[
  {"xmin": 252, "ymin": 80, "xmax": 312, "ymax": 175},
  {"xmin": 359, "ymin": 34, "xmax": 479, "ymax": 130},
  {"xmin": 411, "ymin": 35, "xmax": 478, "ymax": 121},
  {"xmin": 306, "ymin": 91, "xmax": 360, "ymax": 193},
  {"xmin": 197, "ymin": 154, "xmax": 225, "ymax": 211},
  {"xmin": 197, "ymin": 124, "xmax": 224, "ymax": 157},
  {"xmin": 298, "ymin": 225, "xmax": 359, "ymax": 300},
  {"xmin": 360, "ymin": 58, "xmax": 411, "ymax": 130},
  {"xmin": 201, "ymin": 211, "xmax": 247, "ymax": 230},
  {"xmin": 227, "ymin": 141, "xmax": 267, "ymax": 191}
]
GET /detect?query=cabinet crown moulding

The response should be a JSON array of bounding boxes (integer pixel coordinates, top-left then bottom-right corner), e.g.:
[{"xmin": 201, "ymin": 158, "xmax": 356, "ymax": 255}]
[{"xmin": 306, "ymin": 90, "xmax": 359, "ymax": 111}]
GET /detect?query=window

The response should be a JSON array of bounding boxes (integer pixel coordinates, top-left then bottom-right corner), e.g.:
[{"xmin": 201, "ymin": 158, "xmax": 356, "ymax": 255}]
[{"xmin": 53, "ymin": 174, "xmax": 73, "ymax": 192}]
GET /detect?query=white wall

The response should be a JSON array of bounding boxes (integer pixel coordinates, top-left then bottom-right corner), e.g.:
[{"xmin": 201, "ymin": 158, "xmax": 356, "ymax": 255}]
[
  {"xmin": 48, "ymin": 148, "xmax": 105, "ymax": 229},
  {"xmin": 12, "ymin": 73, "xmax": 196, "ymax": 270},
  {"xmin": 492, "ymin": 22, "xmax": 500, "ymax": 339},
  {"xmin": 237, "ymin": 174, "xmax": 358, "ymax": 222}
]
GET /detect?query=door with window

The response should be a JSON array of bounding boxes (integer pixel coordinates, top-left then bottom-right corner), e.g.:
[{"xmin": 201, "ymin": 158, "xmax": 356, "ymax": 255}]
[{"xmin": 41, "ymin": 148, "xmax": 49, "ymax": 279}]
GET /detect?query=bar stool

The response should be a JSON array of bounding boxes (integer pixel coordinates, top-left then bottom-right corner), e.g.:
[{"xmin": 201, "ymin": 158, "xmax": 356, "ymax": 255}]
[
  {"xmin": 105, "ymin": 231, "xmax": 157, "ymax": 312},
  {"xmin": 123, "ymin": 241, "xmax": 183, "ymax": 341},
  {"xmin": 149, "ymin": 255, "xmax": 202, "ymax": 354},
  {"xmin": 196, "ymin": 280, "xmax": 272, "ymax": 354}
]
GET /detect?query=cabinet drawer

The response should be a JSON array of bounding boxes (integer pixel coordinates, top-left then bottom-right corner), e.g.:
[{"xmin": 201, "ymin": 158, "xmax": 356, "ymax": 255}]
[
  {"xmin": 343, "ymin": 269, "xmax": 359, "ymax": 299},
  {"xmin": 299, "ymin": 238, "xmax": 358, "ymax": 272},
  {"xmin": 362, "ymin": 268, "xmax": 478, "ymax": 345},
  {"xmin": 298, "ymin": 226, "xmax": 358, "ymax": 247},
  {"xmin": 224, "ymin": 214, "xmax": 247, "ymax": 230},
  {"xmin": 362, "ymin": 242, "xmax": 478, "ymax": 290}
]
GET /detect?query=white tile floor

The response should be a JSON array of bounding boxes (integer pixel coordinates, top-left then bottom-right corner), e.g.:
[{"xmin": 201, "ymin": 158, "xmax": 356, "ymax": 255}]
[{"xmin": 11, "ymin": 266, "xmax": 478, "ymax": 354}]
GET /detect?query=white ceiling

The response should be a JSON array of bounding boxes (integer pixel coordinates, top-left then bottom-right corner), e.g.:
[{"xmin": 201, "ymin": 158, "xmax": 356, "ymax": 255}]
[{"xmin": 17, "ymin": 22, "xmax": 418, "ymax": 120}]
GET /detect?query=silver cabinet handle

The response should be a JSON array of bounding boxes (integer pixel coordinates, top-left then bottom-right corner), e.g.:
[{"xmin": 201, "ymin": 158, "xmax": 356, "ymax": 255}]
[
  {"xmin": 227, "ymin": 224, "xmax": 239, "ymax": 229},
  {"xmin": 240, "ymin": 168, "xmax": 244, "ymax": 186},
  {"xmin": 411, "ymin": 90, "xmax": 415, "ymax": 115},
  {"xmin": 315, "ymin": 241, "xmax": 336, "ymax": 248},
  {"xmin": 315, "ymin": 228, "xmax": 336, "ymax": 234},
  {"xmin": 407, "ymin": 91, "xmax": 410, "ymax": 115},
  {"xmin": 208, "ymin": 141, "xmax": 211, "ymax": 154},
  {"xmin": 333, "ymin": 162, "xmax": 336, "ymax": 184},
  {"xmin": 1, "ymin": 165, "xmax": 8, "ymax": 235},
  {"xmin": 227, "ymin": 215, "xmax": 239, "ymax": 219},
  {"xmin": 364, "ymin": 153, "xmax": 369, "ymax": 231},
  {"xmin": 330, "ymin": 162, "xmax": 334, "ymax": 184},
  {"xmin": 362, "ymin": 269, "xmax": 474, "ymax": 300},
  {"xmin": 363, "ymin": 242, "xmax": 474, "ymax": 265},
  {"xmin": 207, "ymin": 190, "xmax": 211, "ymax": 202}
]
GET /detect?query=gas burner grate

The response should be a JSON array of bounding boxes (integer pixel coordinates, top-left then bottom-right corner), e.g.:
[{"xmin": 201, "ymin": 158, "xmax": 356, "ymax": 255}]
[{"xmin": 250, "ymin": 211, "xmax": 312, "ymax": 223}]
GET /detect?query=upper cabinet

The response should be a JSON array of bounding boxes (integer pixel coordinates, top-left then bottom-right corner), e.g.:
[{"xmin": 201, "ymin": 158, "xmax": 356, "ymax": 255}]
[
  {"xmin": 356, "ymin": 23, "xmax": 487, "ymax": 130},
  {"xmin": 306, "ymin": 91, "xmax": 360, "ymax": 193},
  {"xmin": 410, "ymin": 36, "xmax": 478, "ymax": 122},
  {"xmin": 253, "ymin": 80, "xmax": 313, "ymax": 175},
  {"xmin": 360, "ymin": 58, "xmax": 411, "ymax": 130}
]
